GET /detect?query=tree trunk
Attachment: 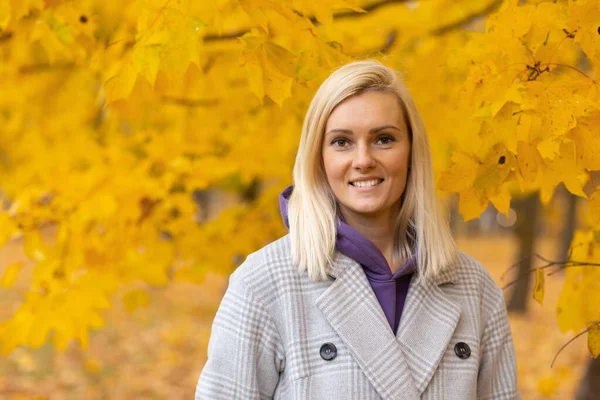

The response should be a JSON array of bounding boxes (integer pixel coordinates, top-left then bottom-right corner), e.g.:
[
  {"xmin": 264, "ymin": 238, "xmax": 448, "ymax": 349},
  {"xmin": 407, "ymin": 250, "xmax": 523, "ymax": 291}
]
[
  {"xmin": 507, "ymin": 194, "xmax": 539, "ymax": 313},
  {"xmin": 576, "ymin": 356, "xmax": 600, "ymax": 400},
  {"xmin": 557, "ymin": 190, "xmax": 578, "ymax": 262}
]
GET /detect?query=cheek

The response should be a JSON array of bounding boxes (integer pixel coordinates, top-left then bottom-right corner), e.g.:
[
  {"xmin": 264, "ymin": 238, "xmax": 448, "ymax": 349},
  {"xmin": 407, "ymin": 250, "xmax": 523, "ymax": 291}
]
[
  {"xmin": 322, "ymin": 153, "xmax": 347, "ymax": 182},
  {"xmin": 393, "ymin": 146, "xmax": 411, "ymax": 174}
]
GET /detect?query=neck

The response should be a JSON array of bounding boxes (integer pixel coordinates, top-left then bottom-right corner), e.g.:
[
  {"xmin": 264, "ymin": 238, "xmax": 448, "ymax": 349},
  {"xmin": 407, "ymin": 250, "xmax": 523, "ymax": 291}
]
[{"xmin": 340, "ymin": 205, "xmax": 401, "ymax": 272}]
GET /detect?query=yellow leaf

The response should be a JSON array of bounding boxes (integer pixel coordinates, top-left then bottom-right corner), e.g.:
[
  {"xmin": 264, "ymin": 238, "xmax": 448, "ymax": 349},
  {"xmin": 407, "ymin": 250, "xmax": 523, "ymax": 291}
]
[
  {"xmin": 84, "ymin": 357, "xmax": 103, "ymax": 374},
  {"xmin": 0, "ymin": 0, "xmax": 10, "ymax": 30},
  {"xmin": 0, "ymin": 261, "xmax": 23, "ymax": 288},
  {"xmin": 489, "ymin": 186, "xmax": 511, "ymax": 216},
  {"xmin": 261, "ymin": 42, "xmax": 297, "ymax": 105},
  {"xmin": 522, "ymin": 81, "xmax": 577, "ymax": 139},
  {"xmin": 537, "ymin": 374, "xmax": 559, "ymax": 396},
  {"xmin": 539, "ymin": 141, "xmax": 587, "ymax": 202},
  {"xmin": 296, "ymin": 50, "xmax": 320, "ymax": 82},
  {"xmin": 122, "ymin": 289, "xmax": 150, "ymax": 314},
  {"xmin": 8, "ymin": 0, "xmax": 42, "ymax": 22},
  {"xmin": 151, "ymin": 8, "xmax": 201, "ymax": 80},
  {"xmin": 245, "ymin": 62, "xmax": 265, "ymax": 102},
  {"xmin": 174, "ymin": 263, "xmax": 207, "ymax": 284},
  {"xmin": 570, "ymin": 113, "xmax": 600, "ymax": 170},
  {"xmin": 0, "ymin": 212, "xmax": 18, "ymax": 248},
  {"xmin": 45, "ymin": 11, "xmax": 73, "ymax": 46},
  {"xmin": 589, "ymin": 189, "xmax": 600, "ymax": 226},
  {"xmin": 240, "ymin": 30, "xmax": 297, "ymax": 105},
  {"xmin": 438, "ymin": 152, "xmax": 479, "ymax": 192},
  {"xmin": 104, "ymin": 60, "xmax": 138, "ymax": 103},
  {"xmin": 486, "ymin": 1, "xmax": 535, "ymax": 41},
  {"xmin": 533, "ymin": 268, "xmax": 545, "ymax": 305},
  {"xmin": 589, "ymin": 323, "xmax": 600, "ymax": 358},
  {"xmin": 537, "ymin": 137, "xmax": 561, "ymax": 160},
  {"xmin": 516, "ymin": 140, "xmax": 542, "ymax": 191},
  {"xmin": 458, "ymin": 188, "xmax": 488, "ymax": 222},
  {"xmin": 568, "ymin": 0, "xmax": 600, "ymax": 73},
  {"xmin": 23, "ymin": 229, "xmax": 46, "ymax": 262},
  {"xmin": 557, "ymin": 229, "xmax": 600, "ymax": 334},
  {"xmin": 133, "ymin": 44, "xmax": 161, "ymax": 86}
]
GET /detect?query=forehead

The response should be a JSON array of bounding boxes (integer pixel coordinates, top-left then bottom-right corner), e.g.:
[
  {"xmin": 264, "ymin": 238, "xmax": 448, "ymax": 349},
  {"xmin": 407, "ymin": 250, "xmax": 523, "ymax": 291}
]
[{"xmin": 326, "ymin": 91, "xmax": 407, "ymax": 131}]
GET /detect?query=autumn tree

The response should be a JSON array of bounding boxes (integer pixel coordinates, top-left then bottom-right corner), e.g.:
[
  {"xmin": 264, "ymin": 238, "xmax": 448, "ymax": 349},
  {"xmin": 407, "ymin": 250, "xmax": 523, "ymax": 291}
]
[{"xmin": 0, "ymin": 0, "xmax": 598, "ymax": 365}]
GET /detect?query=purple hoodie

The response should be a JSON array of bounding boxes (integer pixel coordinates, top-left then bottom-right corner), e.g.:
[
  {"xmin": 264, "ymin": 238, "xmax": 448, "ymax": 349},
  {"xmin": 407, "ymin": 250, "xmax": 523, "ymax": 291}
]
[{"xmin": 279, "ymin": 185, "xmax": 415, "ymax": 334}]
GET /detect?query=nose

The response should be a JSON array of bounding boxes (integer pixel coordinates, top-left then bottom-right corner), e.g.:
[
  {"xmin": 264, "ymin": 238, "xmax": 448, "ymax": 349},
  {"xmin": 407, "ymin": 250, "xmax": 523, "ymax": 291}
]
[{"xmin": 352, "ymin": 143, "xmax": 375, "ymax": 171}]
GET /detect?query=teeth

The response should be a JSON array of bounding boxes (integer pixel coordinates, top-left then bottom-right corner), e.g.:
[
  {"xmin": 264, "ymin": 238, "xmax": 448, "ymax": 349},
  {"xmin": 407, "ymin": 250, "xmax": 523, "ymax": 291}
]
[{"xmin": 352, "ymin": 179, "xmax": 381, "ymax": 187}]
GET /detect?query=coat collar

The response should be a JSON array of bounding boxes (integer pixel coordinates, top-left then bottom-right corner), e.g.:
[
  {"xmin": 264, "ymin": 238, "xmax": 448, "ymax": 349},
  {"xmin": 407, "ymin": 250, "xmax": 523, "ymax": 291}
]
[
  {"xmin": 327, "ymin": 251, "xmax": 456, "ymax": 284},
  {"xmin": 317, "ymin": 252, "xmax": 461, "ymax": 399}
]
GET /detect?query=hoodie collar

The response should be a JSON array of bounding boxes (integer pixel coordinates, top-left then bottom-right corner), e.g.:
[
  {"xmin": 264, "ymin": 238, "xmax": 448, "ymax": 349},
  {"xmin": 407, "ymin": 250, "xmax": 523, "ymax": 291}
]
[{"xmin": 279, "ymin": 185, "xmax": 415, "ymax": 280}]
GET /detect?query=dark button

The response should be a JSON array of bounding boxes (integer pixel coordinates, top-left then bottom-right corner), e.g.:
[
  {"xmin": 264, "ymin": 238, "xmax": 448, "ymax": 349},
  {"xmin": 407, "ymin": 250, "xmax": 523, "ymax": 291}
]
[
  {"xmin": 454, "ymin": 342, "xmax": 471, "ymax": 359},
  {"xmin": 320, "ymin": 343, "xmax": 337, "ymax": 361}
]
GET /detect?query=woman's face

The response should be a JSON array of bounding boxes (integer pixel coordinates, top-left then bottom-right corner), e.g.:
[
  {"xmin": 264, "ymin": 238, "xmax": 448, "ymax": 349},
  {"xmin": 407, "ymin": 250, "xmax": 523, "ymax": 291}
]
[{"xmin": 322, "ymin": 91, "xmax": 411, "ymax": 222}]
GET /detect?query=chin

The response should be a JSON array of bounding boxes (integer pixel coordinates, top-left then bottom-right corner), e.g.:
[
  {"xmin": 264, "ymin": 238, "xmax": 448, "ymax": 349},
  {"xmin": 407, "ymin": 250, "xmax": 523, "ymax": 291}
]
[{"xmin": 346, "ymin": 203, "xmax": 385, "ymax": 216}]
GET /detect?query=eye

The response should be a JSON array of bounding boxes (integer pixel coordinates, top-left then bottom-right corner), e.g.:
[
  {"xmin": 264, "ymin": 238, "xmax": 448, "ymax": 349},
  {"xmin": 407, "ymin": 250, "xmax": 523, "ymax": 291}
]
[
  {"xmin": 331, "ymin": 138, "xmax": 350, "ymax": 147},
  {"xmin": 376, "ymin": 135, "xmax": 396, "ymax": 145}
]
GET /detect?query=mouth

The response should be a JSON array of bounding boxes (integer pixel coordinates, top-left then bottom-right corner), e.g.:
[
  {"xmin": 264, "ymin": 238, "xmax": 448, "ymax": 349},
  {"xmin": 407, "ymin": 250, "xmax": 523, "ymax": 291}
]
[{"xmin": 349, "ymin": 178, "xmax": 384, "ymax": 188}]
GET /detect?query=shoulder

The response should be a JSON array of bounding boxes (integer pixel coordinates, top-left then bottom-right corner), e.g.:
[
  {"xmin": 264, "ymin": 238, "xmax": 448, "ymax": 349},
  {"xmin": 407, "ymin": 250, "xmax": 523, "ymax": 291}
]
[
  {"xmin": 229, "ymin": 234, "xmax": 300, "ymax": 305},
  {"xmin": 449, "ymin": 251, "xmax": 507, "ymax": 318},
  {"xmin": 452, "ymin": 251, "xmax": 498, "ymax": 290}
]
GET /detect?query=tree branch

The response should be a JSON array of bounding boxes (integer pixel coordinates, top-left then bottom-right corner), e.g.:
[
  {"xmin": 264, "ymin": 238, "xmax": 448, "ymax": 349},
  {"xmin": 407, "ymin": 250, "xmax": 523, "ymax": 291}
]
[
  {"xmin": 204, "ymin": 0, "xmax": 410, "ymax": 42},
  {"xmin": 18, "ymin": 63, "xmax": 76, "ymax": 74},
  {"xmin": 502, "ymin": 254, "xmax": 600, "ymax": 364},
  {"xmin": 501, "ymin": 253, "xmax": 600, "ymax": 290},
  {"xmin": 321, "ymin": 0, "xmax": 409, "ymax": 20},
  {"xmin": 160, "ymin": 96, "xmax": 220, "ymax": 107},
  {"xmin": 551, "ymin": 321, "xmax": 600, "ymax": 368},
  {"xmin": 0, "ymin": 32, "xmax": 13, "ymax": 42},
  {"xmin": 429, "ymin": 0, "xmax": 503, "ymax": 36},
  {"xmin": 204, "ymin": 0, "xmax": 503, "ymax": 43}
]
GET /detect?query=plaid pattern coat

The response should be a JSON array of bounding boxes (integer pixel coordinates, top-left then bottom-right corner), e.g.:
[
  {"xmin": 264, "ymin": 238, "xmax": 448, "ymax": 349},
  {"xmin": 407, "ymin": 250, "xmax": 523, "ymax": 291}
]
[{"xmin": 196, "ymin": 235, "xmax": 519, "ymax": 400}]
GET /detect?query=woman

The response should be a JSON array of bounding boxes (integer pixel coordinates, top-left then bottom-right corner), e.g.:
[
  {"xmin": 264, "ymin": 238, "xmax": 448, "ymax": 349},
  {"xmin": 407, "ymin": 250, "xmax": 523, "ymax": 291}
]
[{"xmin": 196, "ymin": 60, "xmax": 519, "ymax": 399}]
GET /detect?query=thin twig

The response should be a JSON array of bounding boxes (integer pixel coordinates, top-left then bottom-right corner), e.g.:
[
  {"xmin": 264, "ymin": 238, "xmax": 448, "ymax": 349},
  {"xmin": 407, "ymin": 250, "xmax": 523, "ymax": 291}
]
[
  {"xmin": 540, "ymin": 62, "xmax": 593, "ymax": 81},
  {"xmin": 500, "ymin": 254, "xmax": 534, "ymax": 281},
  {"xmin": 551, "ymin": 321, "xmax": 600, "ymax": 367},
  {"xmin": 501, "ymin": 253, "xmax": 600, "ymax": 290}
]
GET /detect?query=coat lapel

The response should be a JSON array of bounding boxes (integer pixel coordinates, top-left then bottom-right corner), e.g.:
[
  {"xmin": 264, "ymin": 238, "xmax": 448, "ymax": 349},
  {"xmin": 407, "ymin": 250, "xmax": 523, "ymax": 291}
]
[
  {"xmin": 317, "ymin": 252, "xmax": 462, "ymax": 399},
  {"xmin": 396, "ymin": 272, "xmax": 462, "ymax": 395},
  {"xmin": 316, "ymin": 253, "xmax": 420, "ymax": 400}
]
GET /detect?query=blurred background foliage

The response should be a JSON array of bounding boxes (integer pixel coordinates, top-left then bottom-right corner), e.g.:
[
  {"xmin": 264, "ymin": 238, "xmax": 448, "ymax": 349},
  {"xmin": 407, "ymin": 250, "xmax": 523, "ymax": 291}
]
[{"xmin": 0, "ymin": 0, "xmax": 599, "ymax": 398}]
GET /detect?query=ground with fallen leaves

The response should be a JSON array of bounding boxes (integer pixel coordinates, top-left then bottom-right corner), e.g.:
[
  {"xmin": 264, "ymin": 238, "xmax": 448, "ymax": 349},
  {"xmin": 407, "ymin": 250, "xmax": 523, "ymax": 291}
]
[{"xmin": 0, "ymin": 233, "xmax": 590, "ymax": 399}]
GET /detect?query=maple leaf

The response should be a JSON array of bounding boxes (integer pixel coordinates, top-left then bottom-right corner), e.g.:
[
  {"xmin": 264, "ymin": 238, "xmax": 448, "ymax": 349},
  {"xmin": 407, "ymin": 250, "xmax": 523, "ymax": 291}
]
[
  {"xmin": 240, "ymin": 29, "xmax": 298, "ymax": 105},
  {"xmin": 570, "ymin": 113, "xmax": 600, "ymax": 170},
  {"xmin": 440, "ymin": 143, "xmax": 515, "ymax": 220},
  {"xmin": 568, "ymin": 0, "xmax": 600, "ymax": 75}
]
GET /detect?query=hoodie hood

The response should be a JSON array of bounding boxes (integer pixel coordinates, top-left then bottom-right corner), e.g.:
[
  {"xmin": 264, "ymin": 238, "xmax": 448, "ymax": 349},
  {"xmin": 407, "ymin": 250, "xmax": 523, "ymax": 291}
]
[{"xmin": 278, "ymin": 185, "xmax": 415, "ymax": 280}]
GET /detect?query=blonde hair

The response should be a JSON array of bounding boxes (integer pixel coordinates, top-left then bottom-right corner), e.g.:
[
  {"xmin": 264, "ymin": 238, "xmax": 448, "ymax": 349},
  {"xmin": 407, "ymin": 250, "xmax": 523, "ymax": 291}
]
[{"xmin": 288, "ymin": 60, "xmax": 456, "ymax": 283}]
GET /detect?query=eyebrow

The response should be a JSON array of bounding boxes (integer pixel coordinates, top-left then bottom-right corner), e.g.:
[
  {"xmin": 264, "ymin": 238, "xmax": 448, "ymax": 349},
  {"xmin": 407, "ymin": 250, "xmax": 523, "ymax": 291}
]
[{"xmin": 325, "ymin": 125, "xmax": 402, "ymax": 137}]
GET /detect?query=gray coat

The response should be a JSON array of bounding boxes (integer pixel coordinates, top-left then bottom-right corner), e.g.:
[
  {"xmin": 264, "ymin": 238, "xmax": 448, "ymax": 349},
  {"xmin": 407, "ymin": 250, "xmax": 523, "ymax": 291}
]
[{"xmin": 195, "ymin": 235, "xmax": 519, "ymax": 399}]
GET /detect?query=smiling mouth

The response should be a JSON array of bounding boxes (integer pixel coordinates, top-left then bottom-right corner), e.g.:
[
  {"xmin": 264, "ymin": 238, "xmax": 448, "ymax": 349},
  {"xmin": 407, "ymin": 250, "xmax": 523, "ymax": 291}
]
[{"xmin": 349, "ymin": 179, "xmax": 384, "ymax": 188}]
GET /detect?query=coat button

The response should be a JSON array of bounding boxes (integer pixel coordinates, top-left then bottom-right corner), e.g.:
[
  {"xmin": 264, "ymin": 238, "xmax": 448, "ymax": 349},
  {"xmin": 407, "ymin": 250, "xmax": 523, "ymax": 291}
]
[
  {"xmin": 320, "ymin": 343, "xmax": 337, "ymax": 361},
  {"xmin": 454, "ymin": 342, "xmax": 471, "ymax": 359}
]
